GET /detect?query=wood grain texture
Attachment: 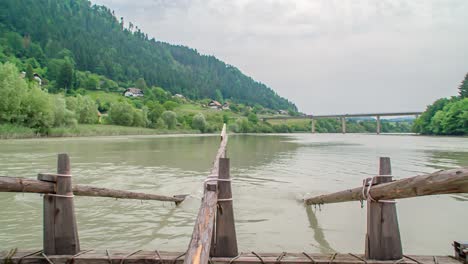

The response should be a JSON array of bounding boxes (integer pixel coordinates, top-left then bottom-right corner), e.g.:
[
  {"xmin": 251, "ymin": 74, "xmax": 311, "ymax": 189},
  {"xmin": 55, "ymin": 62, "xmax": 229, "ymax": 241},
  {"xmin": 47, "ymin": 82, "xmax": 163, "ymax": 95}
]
[
  {"xmin": 211, "ymin": 158, "xmax": 238, "ymax": 257},
  {"xmin": 54, "ymin": 153, "xmax": 80, "ymax": 255},
  {"xmin": 365, "ymin": 157, "xmax": 402, "ymax": 260},
  {"xmin": 184, "ymin": 124, "xmax": 228, "ymax": 264},
  {"xmin": 304, "ymin": 167, "xmax": 468, "ymax": 205},
  {"xmin": 0, "ymin": 177, "xmax": 186, "ymax": 202}
]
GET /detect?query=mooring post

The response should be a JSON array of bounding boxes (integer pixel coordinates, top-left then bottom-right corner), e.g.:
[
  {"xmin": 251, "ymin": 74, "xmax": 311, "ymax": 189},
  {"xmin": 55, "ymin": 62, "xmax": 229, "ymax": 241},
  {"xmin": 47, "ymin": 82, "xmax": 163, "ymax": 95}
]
[
  {"xmin": 40, "ymin": 154, "xmax": 80, "ymax": 255},
  {"xmin": 211, "ymin": 157, "xmax": 238, "ymax": 257},
  {"xmin": 365, "ymin": 157, "xmax": 402, "ymax": 260},
  {"xmin": 311, "ymin": 118, "xmax": 316, "ymax": 133}
]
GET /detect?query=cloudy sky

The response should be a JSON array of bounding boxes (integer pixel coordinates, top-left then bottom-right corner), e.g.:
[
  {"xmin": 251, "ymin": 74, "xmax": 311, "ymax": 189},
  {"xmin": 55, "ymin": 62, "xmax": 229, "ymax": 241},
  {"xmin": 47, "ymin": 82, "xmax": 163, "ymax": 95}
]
[{"xmin": 93, "ymin": 0, "xmax": 468, "ymax": 114}]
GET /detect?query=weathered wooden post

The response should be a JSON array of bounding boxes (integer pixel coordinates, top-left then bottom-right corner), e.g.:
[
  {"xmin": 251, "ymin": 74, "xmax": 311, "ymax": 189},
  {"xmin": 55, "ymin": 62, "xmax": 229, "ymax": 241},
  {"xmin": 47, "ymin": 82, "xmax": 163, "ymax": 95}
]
[
  {"xmin": 40, "ymin": 153, "xmax": 80, "ymax": 255},
  {"xmin": 211, "ymin": 157, "xmax": 238, "ymax": 257},
  {"xmin": 365, "ymin": 157, "xmax": 402, "ymax": 260},
  {"xmin": 311, "ymin": 118, "xmax": 316, "ymax": 133},
  {"xmin": 376, "ymin": 115, "xmax": 381, "ymax": 134}
]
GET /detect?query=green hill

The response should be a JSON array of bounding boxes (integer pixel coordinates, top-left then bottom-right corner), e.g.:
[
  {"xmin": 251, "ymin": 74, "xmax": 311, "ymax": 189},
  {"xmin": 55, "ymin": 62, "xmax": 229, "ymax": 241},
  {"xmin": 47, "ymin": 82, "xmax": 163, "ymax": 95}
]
[{"xmin": 0, "ymin": 0, "xmax": 296, "ymax": 111}]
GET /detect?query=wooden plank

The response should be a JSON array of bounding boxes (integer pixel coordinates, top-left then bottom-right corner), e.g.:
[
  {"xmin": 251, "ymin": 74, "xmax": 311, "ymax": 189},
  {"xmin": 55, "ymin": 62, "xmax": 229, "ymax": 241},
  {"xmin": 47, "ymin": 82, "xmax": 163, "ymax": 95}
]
[
  {"xmin": 0, "ymin": 177, "xmax": 186, "ymax": 203},
  {"xmin": 365, "ymin": 157, "xmax": 402, "ymax": 260},
  {"xmin": 211, "ymin": 158, "xmax": 238, "ymax": 257},
  {"xmin": 184, "ymin": 124, "xmax": 228, "ymax": 264},
  {"xmin": 0, "ymin": 251, "xmax": 463, "ymax": 264},
  {"xmin": 304, "ymin": 167, "xmax": 468, "ymax": 205},
  {"xmin": 54, "ymin": 153, "xmax": 80, "ymax": 254}
]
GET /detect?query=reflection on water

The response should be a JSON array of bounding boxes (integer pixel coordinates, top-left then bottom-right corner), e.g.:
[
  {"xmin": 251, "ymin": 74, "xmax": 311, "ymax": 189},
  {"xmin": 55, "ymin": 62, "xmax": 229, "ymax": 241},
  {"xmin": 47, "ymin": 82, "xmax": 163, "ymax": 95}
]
[{"xmin": 0, "ymin": 134, "xmax": 467, "ymax": 254}]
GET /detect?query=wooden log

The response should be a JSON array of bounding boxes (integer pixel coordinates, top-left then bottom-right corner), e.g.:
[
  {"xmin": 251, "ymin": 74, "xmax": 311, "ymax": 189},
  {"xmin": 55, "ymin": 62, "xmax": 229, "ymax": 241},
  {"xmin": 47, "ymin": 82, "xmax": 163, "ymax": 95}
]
[
  {"xmin": 211, "ymin": 158, "xmax": 238, "ymax": 257},
  {"xmin": 365, "ymin": 157, "xmax": 402, "ymax": 260},
  {"xmin": 0, "ymin": 177, "xmax": 186, "ymax": 203},
  {"xmin": 0, "ymin": 250, "xmax": 463, "ymax": 264},
  {"xmin": 184, "ymin": 124, "xmax": 228, "ymax": 264},
  {"xmin": 304, "ymin": 167, "xmax": 468, "ymax": 205},
  {"xmin": 53, "ymin": 153, "xmax": 80, "ymax": 255}
]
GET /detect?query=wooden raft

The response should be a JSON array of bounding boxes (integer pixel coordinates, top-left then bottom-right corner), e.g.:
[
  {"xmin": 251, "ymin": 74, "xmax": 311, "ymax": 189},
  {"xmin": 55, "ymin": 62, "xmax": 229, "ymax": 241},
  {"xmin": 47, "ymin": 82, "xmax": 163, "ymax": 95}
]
[{"xmin": 0, "ymin": 250, "xmax": 463, "ymax": 264}]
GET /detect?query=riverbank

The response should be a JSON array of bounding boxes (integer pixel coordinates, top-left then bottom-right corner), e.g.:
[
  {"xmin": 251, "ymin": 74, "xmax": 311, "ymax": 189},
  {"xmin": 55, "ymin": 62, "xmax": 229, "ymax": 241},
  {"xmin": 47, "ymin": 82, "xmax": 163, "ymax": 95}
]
[{"xmin": 0, "ymin": 124, "xmax": 198, "ymax": 139}]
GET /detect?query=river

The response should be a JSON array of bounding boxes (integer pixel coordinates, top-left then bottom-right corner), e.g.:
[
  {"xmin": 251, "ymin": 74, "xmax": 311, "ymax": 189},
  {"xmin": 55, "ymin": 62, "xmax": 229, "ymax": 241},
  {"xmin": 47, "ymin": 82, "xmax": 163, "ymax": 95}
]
[{"xmin": 0, "ymin": 134, "xmax": 467, "ymax": 254}]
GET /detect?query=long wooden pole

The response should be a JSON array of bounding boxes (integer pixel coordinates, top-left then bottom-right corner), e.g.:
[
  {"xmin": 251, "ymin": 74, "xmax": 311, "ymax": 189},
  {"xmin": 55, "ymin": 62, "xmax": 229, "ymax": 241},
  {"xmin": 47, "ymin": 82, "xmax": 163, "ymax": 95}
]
[
  {"xmin": 0, "ymin": 176, "xmax": 186, "ymax": 203},
  {"xmin": 184, "ymin": 124, "xmax": 227, "ymax": 264},
  {"xmin": 304, "ymin": 168, "xmax": 468, "ymax": 205}
]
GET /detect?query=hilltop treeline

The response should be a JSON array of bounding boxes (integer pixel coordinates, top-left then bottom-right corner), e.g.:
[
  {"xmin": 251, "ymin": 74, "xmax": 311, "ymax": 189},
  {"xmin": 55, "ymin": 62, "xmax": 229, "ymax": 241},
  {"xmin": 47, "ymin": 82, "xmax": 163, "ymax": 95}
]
[
  {"xmin": 413, "ymin": 73, "xmax": 468, "ymax": 135},
  {"xmin": 0, "ymin": 0, "xmax": 296, "ymax": 111}
]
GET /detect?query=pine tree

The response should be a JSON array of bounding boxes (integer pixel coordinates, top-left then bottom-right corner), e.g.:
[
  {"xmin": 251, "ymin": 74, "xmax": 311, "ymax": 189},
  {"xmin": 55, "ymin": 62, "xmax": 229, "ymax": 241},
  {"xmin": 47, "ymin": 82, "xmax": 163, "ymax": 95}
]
[
  {"xmin": 57, "ymin": 61, "xmax": 73, "ymax": 91},
  {"xmin": 459, "ymin": 73, "xmax": 468, "ymax": 98}
]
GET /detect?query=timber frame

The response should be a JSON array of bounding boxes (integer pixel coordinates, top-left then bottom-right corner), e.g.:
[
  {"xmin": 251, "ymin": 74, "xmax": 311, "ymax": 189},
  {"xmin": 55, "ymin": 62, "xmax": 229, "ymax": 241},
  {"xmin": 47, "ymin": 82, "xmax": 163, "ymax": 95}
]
[{"xmin": 0, "ymin": 124, "xmax": 467, "ymax": 264}]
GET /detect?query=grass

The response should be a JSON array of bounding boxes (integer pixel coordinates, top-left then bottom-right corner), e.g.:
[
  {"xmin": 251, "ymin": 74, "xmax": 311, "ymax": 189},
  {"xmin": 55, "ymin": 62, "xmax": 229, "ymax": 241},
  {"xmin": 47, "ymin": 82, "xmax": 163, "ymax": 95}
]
[
  {"xmin": 0, "ymin": 124, "xmax": 199, "ymax": 139},
  {"xmin": 0, "ymin": 124, "xmax": 39, "ymax": 139}
]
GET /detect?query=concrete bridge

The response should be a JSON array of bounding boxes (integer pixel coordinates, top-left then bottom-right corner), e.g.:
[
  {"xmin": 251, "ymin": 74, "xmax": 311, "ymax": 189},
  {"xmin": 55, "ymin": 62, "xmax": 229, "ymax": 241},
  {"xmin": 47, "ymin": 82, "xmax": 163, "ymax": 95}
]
[{"xmin": 263, "ymin": 111, "xmax": 423, "ymax": 134}]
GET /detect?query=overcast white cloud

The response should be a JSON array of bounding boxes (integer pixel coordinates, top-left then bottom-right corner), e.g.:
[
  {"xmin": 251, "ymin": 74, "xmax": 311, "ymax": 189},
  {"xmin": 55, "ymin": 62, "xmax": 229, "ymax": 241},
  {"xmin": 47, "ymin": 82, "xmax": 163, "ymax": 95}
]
[{"xmin": 92, "ymin": 0, "xmax": 468, "ymax": 114}]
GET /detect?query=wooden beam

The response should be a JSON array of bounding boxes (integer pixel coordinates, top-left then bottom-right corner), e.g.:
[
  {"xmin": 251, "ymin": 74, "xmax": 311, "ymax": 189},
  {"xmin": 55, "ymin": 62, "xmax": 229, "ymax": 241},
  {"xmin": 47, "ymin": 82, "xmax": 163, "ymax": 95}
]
[
  {"xmin": 0, "ymin": 176, "xmax": 186, "ymax": 203},
  {"xmin": 304, "ymin": 167, "xmax": 468, "ymax": 205},
  {"xmin": 0, "ymin": 250, "xmax": 463, "ymax": 264},
  {"xmin": 184, "ymin": 124, "xmax": 228, "ymax": 264}
]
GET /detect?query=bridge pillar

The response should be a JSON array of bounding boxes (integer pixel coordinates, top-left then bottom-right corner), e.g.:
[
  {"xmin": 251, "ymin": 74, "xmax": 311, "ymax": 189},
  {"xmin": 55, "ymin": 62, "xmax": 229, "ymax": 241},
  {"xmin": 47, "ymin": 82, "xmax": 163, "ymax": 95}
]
[
  {"xmin": 341, "ymin": 117, "xmax": 346, "ymax": 134},
  {"xmin": 311, "ymin": 118, "xmax": 316, "ymax": 133},
  {"xmin": 376, "ymin": 115, "xmax": 381, "ymax": 134}
]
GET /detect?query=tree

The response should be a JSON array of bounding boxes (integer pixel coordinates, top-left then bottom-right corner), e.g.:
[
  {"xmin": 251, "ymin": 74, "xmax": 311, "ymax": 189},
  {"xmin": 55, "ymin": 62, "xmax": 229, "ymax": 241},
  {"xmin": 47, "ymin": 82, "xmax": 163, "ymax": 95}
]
[
  {"xmin": 57, "ymin": 60, "xmax": 73, "ymax": 91},
  {"xmin": 0, "ymin": 62, "xmax": 27, "ymax": 123},
  {"xmin": 135, "ymin": 77, "xmax": 147, "ymax": 90},
  {"xmin": 108, "ymin": 102, "xmax": 135, "ymax": 126},
  {"xmin": 162, "ymin": 111, "xmax": 177, "ymax": 129},
  {"xmin": 25, "ymin": 64, "xmax": 34, "ymax": 81},
  {"xmin": 163, "ymin": 101, "xmax": 178, "ymax": 111},
  {"xmin": 75, "ymin": 95, "xmax": 98, "ymax": 124},
  {"xmin": 215, "ymin": 89, "xmax": 223, "ymax": 103},
  {"xmin": 192, "ymin": 113, "xmax": 206, "ymax": 132},
  {"xmin": 459, "ymin": 73, "xmax": 468, "ymax": 98},
  {"xmin": 147, "ymin": 103, "xmax": 164, "ymax": 127}
]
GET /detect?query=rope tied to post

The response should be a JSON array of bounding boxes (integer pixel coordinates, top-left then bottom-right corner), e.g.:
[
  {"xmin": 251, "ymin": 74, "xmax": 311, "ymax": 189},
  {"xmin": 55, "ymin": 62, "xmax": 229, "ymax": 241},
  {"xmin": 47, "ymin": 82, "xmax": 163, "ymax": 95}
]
[
  {"xmin": 203, "ymin": 176, "xmax": 233, "ymax": 202},
  {"xmin": 361, "ymin": 176, "xmax": 396, "ymax": 206}
]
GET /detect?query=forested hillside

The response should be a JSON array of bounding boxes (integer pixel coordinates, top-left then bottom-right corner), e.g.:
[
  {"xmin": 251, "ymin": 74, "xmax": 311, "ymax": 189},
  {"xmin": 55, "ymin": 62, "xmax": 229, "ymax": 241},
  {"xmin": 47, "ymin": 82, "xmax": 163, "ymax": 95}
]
[
  {"xmin": 413, "ymin": 73, "xmax": 467, "ymax": 135},
  {"xmin": 0, "ymin": 0, "xmax": 296, "ymax": 111}
]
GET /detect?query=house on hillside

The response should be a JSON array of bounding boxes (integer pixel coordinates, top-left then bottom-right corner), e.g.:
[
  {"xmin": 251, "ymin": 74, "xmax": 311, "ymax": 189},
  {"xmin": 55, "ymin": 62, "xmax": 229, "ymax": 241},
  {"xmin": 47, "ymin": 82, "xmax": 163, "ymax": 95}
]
[
  {"xmin": 33, "ymin": 73, "xmax": 42, "ymax": 86},
  {"xmin": 208, "ymin": 100, "xmax": 222, "ymax": 109},
  {"xmin": 174, "ymin": 94, "xmax": 185, "ymax": 99},
  {"xmin": 222, "ymin": 102, "xmax": 230, "ymax": 110},
  {"xmin": 278, "ymin": 110, "xmax": 288, "ymax": 115},
  {"xmin": 123, "ymin": 87, "xmax": 144, "ymax": 97},
  {"xmin": 20, "ymin": 72, "xmax": 42, "ymax": 86}
]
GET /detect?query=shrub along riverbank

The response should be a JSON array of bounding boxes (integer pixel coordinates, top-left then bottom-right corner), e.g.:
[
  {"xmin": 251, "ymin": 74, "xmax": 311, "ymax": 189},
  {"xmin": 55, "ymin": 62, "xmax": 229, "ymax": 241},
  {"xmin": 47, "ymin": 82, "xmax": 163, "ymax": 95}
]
[{"xmin": 0, "ymin": 124, "xmax": 197, "ymax": 139}]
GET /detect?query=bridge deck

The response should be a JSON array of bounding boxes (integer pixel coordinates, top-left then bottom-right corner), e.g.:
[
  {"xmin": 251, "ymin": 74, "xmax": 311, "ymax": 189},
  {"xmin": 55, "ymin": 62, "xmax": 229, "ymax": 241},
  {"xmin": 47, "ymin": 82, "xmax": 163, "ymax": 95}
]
[
  {"xmin": 263, "ymin": 112, "xmax": 422, "ymax": 120},
  {"xmin": 0, "ymin": 250, "xmax": 462, "ymax": 264}
]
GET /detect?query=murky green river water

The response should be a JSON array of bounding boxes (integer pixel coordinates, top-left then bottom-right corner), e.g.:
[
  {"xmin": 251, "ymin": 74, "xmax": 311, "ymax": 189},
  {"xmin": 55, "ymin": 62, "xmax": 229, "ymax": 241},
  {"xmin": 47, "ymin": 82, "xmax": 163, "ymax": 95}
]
[{"xmin": 0, "ymin": 134, "xmax": 467, "ymax": 254}]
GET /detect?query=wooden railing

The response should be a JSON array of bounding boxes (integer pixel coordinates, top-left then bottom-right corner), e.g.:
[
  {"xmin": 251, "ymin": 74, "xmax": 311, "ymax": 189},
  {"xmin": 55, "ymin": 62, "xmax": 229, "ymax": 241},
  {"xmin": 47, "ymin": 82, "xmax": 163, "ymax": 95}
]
[
  {"xmin": 1, "ymin": 127, "xmax": 467, "ymax": 264},
  {"xmin": 184, "ymin": 124, "xmax": 238, "ymax": 264},
  {"xmin": 304, "ymin": 157, "xmax": 468, "ymax": 260},
  {"xmin": 0, "ymin": 154, "xmax": 187, "ymax": 254}
]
